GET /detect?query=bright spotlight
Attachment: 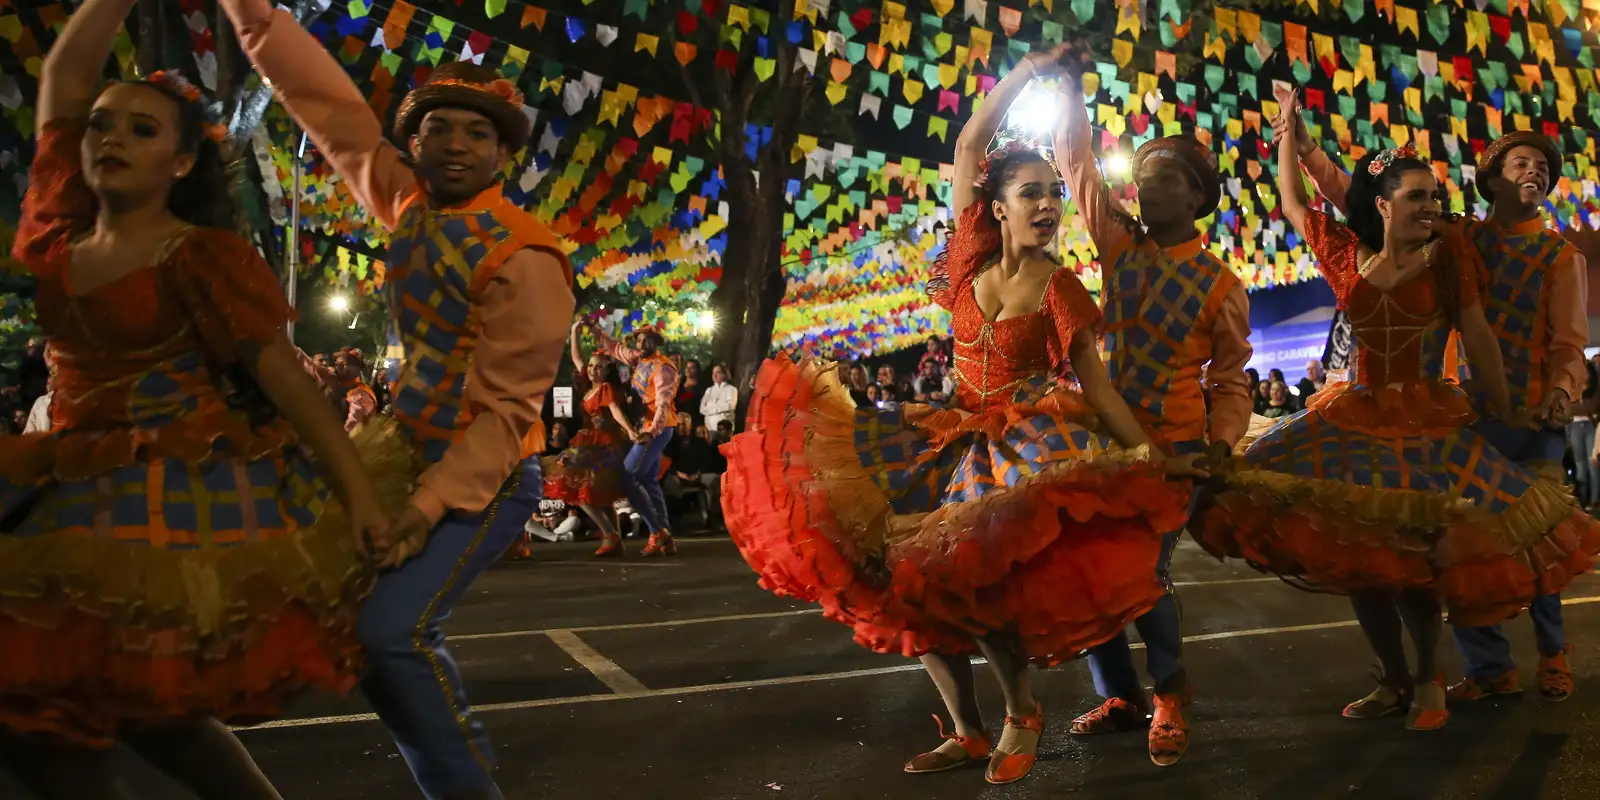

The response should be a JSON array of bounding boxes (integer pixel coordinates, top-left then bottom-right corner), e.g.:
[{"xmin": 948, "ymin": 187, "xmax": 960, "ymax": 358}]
[
  {"xmin": 697, "ymin": 310, "xmax": 717, "ymax": 333},
  {"xmin": 1006, "ymin": 80, "xmax": 1059, "ymax": 135},
  {"xmin": 1104, "ymin": 153, "xmax": 1130, "ymax": 178},
  {"xmin": 328, "ymin": 294, "xmax": 350, "ymax": 313}
]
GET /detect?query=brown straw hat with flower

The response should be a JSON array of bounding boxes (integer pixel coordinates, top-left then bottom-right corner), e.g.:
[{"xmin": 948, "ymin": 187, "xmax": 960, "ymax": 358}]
[
  {"xmin": 1474, "ymin": 130, "xmax": 1562, "ymax": 204},
  {"xmin": 1132, "ymin": 135, "xmax": 1223, "ymax": 220},
  {"xmin": 394, "ymin": 62, "xmax": 531, "ymax": 151}
]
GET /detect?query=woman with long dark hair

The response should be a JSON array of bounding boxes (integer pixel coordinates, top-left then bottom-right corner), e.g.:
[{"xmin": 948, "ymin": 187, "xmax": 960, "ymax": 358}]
[
  {"xmin": 543, "ymin": 320, "xmax": 637, "ymax": 556},
  {"xmin": 721, "ymin": 45, "xmax": 1205, "ymax": 785},
  {"xmin": 1195, "ymin": 91, "xmax": 1600, "ymax": 731},
  {"xmin": 0, "ymin": 0, "xmax": 409, "ymax": 796}
]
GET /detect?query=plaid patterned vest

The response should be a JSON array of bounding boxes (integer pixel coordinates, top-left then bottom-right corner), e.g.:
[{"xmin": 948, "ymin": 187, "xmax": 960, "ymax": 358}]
[
  {"xmin": 385, "ymin": 186, "xmax": 570, "ymax": 464},
  {"xmin": 1467, "ymin": 222, "xmax": 1564, "ymax": 411},
  {"xmin": 1100, "ymin": 241, "xmax": 1238, "ymax": 444}
]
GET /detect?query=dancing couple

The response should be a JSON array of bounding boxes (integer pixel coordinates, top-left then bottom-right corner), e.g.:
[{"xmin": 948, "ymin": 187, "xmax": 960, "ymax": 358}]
[
  {"xmin": 721, "ymin": 43, "xmax": 1242, "ymax": 784},
  {"xmin": 1204, "ymin": 82, "xmax": 1598, "ymax": 728},
  {"xmin": 0, "ymin": 2, "xmax": 576, "ymax": 800}
]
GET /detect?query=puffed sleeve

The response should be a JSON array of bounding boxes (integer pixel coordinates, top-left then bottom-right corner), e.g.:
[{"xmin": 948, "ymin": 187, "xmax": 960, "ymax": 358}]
[
  {"xmin": 167, "ymin": 229, "xmax": 296, "ymax": 366},
  {"xmin": 1300, "ymin": 209, "xmax": 1364, "ymax": 307},
  {"xmin": 595, "ymin": 383, "xmax": 617, "ymax": 409},
  {"xmin": 13, "ymin": 120, "xmax": 96, "ymax": 267},
  {"xmin": 1044, "ymin": 268, "xmax": 1105, "ymax": 370}
]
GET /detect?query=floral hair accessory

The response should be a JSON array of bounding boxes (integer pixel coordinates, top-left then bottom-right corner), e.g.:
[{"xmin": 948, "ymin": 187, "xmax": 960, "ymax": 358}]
[
  {"xmin": 974, "ymin": 137, "xmax": 1053, "ymax": 194},
  {"xmin": 142, "ymin": 70, "xmax": 227, "ymax": 143},
  {"xmin": 1367, "ymin": 144, "xmax": 1419, "ymax": 176}
]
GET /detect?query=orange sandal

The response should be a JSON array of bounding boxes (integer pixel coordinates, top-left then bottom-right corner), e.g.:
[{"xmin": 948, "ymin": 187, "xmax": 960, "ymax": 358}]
[
  {"xmin": 1070, "ymin": 697, "xmax": 1149, "ymax": 735},
  {"xmin": 1406, "ymin": 676, "xmax": 1449, "ymax": 732},
  {"xmin": 903, "ymin": 715, "xmax": 991, "ymax": 774},
  {"xmin": 1149, "ymin": 692, "xmax": 1190, "ymax": 767},
  {"xmin": 985, "ymin": 704, "xmax": 1045, "ymax": 785},
  {"xmin": 1538, "ymin": 649, "xmax": 1574, "ymax": 702}
]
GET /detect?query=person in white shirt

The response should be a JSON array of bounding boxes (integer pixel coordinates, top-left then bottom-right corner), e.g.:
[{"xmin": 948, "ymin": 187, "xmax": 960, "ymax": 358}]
[
  {"xmin": 23, "ymin": 392, "xmax": 52, "ymax": 434},
  {"xmin": 700, "ymin": 363, "xmax": 739, "ymax": 430}
]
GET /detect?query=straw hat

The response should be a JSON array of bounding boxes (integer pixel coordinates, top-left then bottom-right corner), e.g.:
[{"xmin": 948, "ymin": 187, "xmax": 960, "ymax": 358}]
[{"xmin": 393, "ymin": 62, "xmax": 530, "ymax": 151}]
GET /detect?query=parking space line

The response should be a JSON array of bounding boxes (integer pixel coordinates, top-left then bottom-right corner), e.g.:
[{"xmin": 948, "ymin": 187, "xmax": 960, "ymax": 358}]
[
  {"xmin": 252, "ymin": 597, "xmax": 1600, "ymax": 732},
  {"xmin": 448, "ymin": 575, "xmax": 1308, "ymax": 643},
  {"xmin": 547, "ymin": 630, "xmax": 649, "ymax": 693},
  {"xmin": 452, "ymin": 609, "xmax": 822, "ymax": 642}
]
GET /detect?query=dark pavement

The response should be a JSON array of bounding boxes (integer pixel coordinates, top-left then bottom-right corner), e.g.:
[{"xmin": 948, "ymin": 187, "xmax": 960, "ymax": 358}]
[{"xmin": 14, "ymin": 537, "xmax": 1600, "ymax": 799}]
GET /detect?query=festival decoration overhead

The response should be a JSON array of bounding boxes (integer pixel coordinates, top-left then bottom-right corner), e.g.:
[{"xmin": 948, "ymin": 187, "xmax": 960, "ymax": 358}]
[{"xmin": 5, "ymin": 0, "xmax": 1600, "ymax": 357}]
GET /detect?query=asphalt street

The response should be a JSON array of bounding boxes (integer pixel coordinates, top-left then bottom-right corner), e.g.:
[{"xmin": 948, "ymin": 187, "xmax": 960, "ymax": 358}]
[{"xmin": 10, "ymin": 536, "xmax": 1600, "ymax": 799}]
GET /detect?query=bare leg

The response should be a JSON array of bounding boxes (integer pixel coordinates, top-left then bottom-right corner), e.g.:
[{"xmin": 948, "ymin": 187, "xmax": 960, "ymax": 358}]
[
  {"xmin": 1348, "ymin": 590, "xmax": 1412, "ymax": 688},
  {"xmin": 578, "ymin": 503, "xmax": 617, "ymax": 537},
  {"xmin": 1, "ymin": 738, "xmax": 135, "ymax": 800},
  {"xmin": 974, "ymin": 635, "xmax": 1038, "ymax": 718},
  {"xmin": 919, "ymin": 652, "xmax": 984, "ymax": 738},
  {"xmin": 1396, "ymin": 588, "xmax": 1443, "ymax": 682},
  {"xmin": 121, "ymin": 718, "xmax": 283, "ymax": 800}
]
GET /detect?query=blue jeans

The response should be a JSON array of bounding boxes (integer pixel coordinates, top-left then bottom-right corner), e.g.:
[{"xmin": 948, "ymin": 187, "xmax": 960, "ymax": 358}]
[
  {"xmin": 1084, "ymin": 439, "xmax": 1205, "ymax": 701},
  {"xmin": 622, "ymin": 427, "xmax": 674, "ymax": 533},
  {"xmin": 1567, "ymin": 420, "xmax": 1598, "ymax": 506},
  {"xmin": 1453, "ymin": 421, "xmax": 1569, "ymax": 679},
  {"xmin": 357, "ymin": 464, "xmax": 541, "ymax": 799}
]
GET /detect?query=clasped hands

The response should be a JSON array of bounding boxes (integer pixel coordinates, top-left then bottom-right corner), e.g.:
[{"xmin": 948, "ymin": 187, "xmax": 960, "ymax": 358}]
[{"xmin": 350, "ymin": 498, "xmax": 433, "ymax": 572}]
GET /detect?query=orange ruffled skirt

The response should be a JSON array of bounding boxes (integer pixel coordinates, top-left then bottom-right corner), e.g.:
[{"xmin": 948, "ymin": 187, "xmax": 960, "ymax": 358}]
[
  {"xmin": 1196, "ymin": 381, "xmax": 1600, "ymax": 627},
  {"xmin": 721, "ymin": 356, "xmax": 1191, "ymax": 663},
  {"xmin": 0, "ymin": 417, "xmax": 414, "ymax": 746}
]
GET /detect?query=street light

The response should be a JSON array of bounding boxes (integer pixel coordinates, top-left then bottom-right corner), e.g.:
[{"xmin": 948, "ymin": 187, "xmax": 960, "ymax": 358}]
[
  {"xmin": 328, "ymin": 294, "xmax": 350, "ymax": 313},
  {"xmin": 697, "ymin": 310, "xmax": 717, "ymax": 333},
  {"xmin": 1104, "ymin": 153, "xmax": 1130, "ymax": 179}
]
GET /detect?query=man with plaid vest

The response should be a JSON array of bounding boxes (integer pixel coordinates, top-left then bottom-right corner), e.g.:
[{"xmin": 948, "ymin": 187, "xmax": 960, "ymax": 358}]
[
  {"xmin": 1058, "ymin": 65, "xmax": 1255, "ymax": 767},
  {"xmin": 1286, "ymin": 103, "xmax": 1590, "ymax": 704},
  {"xmin": 224, "ymin": 1, "xmax": 574, "ymax": 797}
]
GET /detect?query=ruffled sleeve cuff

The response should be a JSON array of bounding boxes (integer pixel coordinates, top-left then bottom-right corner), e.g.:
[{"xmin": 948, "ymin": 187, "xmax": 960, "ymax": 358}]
[
  {"xmin": 1302, "ymin": 210, "xmax": 1363, "ymax": 307},
  {"xmin": 14, "ymin": 120, "xmax": 96, "ymax": 268},
  {"xmin": 1045, "ymin": 268, "xmax": 1105, "ymax": 368},
  {"xmin": 170, "ymin": 230, "xmax": 296, "ymax": 366}
]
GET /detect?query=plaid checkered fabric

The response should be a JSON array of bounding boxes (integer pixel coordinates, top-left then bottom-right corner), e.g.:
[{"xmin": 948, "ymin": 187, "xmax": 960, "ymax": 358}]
[
  {"xmin": 0, "ymin": 349, "xmax": 329, "ymax": 546},
  {"xmin": 386, "ymin": 204, "xmax": 528, "ymax": 464},
  {"xmin": 853, "ymin": 375, "xmax": 1116, "ymax": 512},
  {"xmin": 1466, "ymin": 224, "xmax": 1562, "ymax": 410},
  {"xmin": 1243, "ymin": 408, "xmax": 1536, "ymax": 514},
  {"xmin": 1101, "ymin": 246, "xmax": 1234, "ymax": 431}
]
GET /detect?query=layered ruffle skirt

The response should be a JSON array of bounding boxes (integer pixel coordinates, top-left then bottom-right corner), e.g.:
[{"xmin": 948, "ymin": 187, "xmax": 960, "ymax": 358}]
[
  {"xmin": 0, "ymin": 416, "xmax": 414, "ymax": 745},
  {"xmin": 721, "ymin": 356, "xmax": 1192, "ymax": 664},
  {"xmin": 541, "ymin": 424, "xmax": 628, "ymax": 507},
  {"xmin": 1196, "ymin": 381, "xmax": 1600, "ymax": 626}
]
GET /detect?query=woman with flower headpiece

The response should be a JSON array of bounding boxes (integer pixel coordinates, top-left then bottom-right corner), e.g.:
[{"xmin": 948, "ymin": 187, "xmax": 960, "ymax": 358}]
[
  {"xmin": 1192, "ymin": 90, "xmax": 1600, "ymax": 732},
  {"xmin": 1277, "ymin": 87, "xmax": 1597, "ymax": 706},
  {"xmin": 720, "ymin": 44, "xmax": 1205, "ymax": 786},
  {"xmin": 0, "ymin": 0, "xmax": 413, "ymax": 796}
]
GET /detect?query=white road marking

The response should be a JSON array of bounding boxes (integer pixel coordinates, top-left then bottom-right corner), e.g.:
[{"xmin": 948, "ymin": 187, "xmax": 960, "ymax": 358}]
[
  {"xmin": 545, "ymin": 630, "xmax": 649, "ymax": 694},
  {"xmin": 449, "ymin": 575, "xmax": 1302, "ymax": 643},
  {"xmin": 452, "ymin": 609, "xmax": 824, "ymax": 642},
  {"xmin": 247, "ymin": 596, "xmax": 1600, "ymax": 732}
]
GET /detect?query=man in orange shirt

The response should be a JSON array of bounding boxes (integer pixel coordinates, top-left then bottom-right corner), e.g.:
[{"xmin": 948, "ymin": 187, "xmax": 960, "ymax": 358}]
[
  {"xmin": 334, "ymin": 347, "xmax": 378, "ymax": 431},
  {"xmin": 1058, "ymin": 66, "xmax": 1254, "ymax": 767},
  {"xmin": 223, "ymin": 2, "xmax": 574, "ymax": 797}
]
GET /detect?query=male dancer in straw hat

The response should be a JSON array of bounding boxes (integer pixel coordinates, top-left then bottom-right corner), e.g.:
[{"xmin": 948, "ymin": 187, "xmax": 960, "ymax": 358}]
[
  {"xmin": 1277, "ymin": 89, "xmax": 1589, "ymax": 705},
  {"xmin": 1056, "ymin": 58, "xmax": 1254, "ymax": 767},
  {"xmin": 221, "ymin": 1, "xmax": 574, "ymax": 797}
]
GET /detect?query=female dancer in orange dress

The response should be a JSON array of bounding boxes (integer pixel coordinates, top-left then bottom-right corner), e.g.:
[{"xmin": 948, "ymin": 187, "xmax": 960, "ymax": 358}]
[
  {"xmin": 721, "ymin": 47, "xmax": 1206, "ymax": 785},
  {"xmin": 0, "ymin": 0, "xmax": 407, "ymax": 795},
  {"xmin": 1193, "ymin": 92, "xmax": 1600, "ymax": 731},
  {"xmin": 543, "ymin": 320, "xmax": 636, "ymax": 556}
]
